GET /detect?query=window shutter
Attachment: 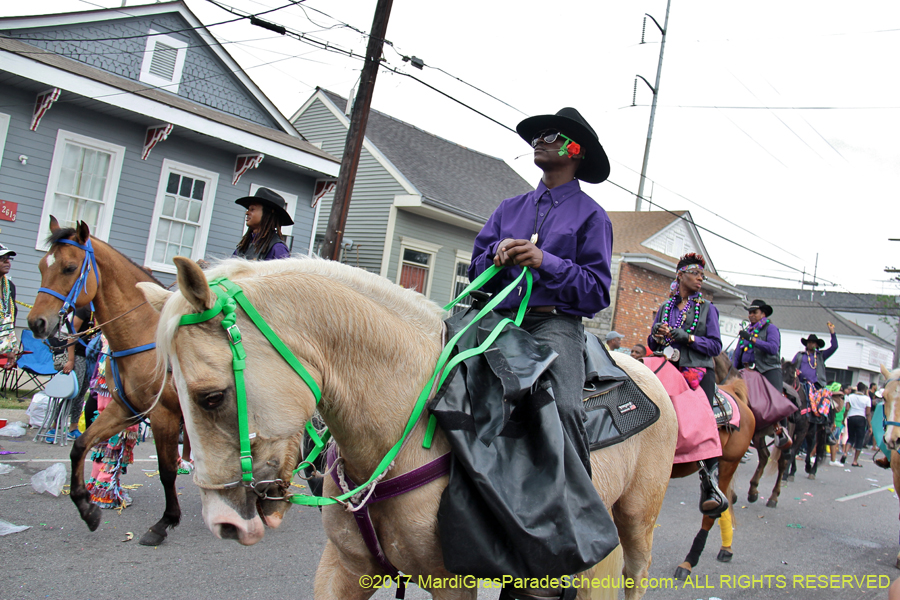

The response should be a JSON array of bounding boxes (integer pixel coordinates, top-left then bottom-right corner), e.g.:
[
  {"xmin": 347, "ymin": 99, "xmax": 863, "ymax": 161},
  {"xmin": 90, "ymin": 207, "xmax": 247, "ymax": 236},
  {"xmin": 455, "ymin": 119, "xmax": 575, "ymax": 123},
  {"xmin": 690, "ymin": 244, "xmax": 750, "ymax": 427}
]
[{"xmin": 149, "ymin": 42, "xmax": 179, "ymax": 81}]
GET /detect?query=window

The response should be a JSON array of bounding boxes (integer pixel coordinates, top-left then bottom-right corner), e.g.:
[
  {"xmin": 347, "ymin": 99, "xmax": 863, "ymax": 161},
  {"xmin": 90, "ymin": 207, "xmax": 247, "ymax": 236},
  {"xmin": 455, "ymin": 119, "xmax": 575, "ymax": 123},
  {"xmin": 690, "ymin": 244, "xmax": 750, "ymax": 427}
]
[
  {"xmin": 139, "ymin": 30, "xmax": 189, "ymax": 92},
  {"xmin": 450, "ymin": 250, "xmax": 472, "ymax": 314},
  {"xmin": 144, "ymin": 160, "xmax": 218, "ymax": 273},
  {"xmin": 396, "ymin": 237, "xmax": 441, "ymax": 296},
  {"xmin": 0, "ymin": 113, "xmax": 9, "ymax": 175},
  {"xmin": 37, "ymin": 130, "xmax": 125, "ymax": 250},
  {"xmin": 866, "ymin": 324, "xmax": 876, "ymax": 334},
  {"xmin": 664, "ymin": 230, "xmax": 688, "ymax": 258}
]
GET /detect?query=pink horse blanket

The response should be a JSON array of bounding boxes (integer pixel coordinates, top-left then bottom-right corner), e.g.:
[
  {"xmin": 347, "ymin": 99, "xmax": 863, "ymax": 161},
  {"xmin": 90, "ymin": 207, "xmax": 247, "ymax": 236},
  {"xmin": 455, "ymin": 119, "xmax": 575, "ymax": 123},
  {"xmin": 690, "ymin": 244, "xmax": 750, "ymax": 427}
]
[{"xmin": 644, "ymin": 357, "xmax": 738, "ymax": 464}]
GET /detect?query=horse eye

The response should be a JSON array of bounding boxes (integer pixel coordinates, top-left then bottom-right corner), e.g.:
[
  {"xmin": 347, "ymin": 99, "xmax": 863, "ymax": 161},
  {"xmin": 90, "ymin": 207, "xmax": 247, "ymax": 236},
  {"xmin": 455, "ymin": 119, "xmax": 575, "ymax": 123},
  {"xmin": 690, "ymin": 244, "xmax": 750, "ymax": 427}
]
[
  {"xmin": 62, "ymin": 264, "xmax": 78, "ymax": 275},
  {"xmin": 199, "ymin": 391, "xmax": 226, "ymax": 411}
]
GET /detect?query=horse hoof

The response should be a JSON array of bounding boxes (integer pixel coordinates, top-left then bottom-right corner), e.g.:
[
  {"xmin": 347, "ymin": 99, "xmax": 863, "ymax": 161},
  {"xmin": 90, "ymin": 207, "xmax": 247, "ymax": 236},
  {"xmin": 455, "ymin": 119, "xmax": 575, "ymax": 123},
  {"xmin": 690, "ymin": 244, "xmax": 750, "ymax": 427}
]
[
  {"xmin": 139, "ymin": 529, "xmax": 167, "ymax": 546},
  {"xmin": 748, "ymin": 492, "xmax": 758, "ymax": 503},
  {"xmin": 896, "ymin": 556, "xmax": 900, "ymax": 570},
  {"xmin": 732, "ymin": 491, "xmax": 738, "ymax": 504},
  {"xmin": 717, "ymin": 549, "xmax": 733, "ymax": 563},
  {"xmin": 786, "ymin": 475, "xmax": 794, "ymax": 482},
  {"xmin": 674, "ymin": 566, "xmax": 692, "ymax": 580},
  {"xmin": 766, "ymin": 498, "xmax": 778, "ymax": 508},
  {"xmin": 807, "ymin": 473, "xmax": 815, "ymax": 480},
  {"xmin": 84, "ymin": 504, "xmax": 102, "ymax": 532}
]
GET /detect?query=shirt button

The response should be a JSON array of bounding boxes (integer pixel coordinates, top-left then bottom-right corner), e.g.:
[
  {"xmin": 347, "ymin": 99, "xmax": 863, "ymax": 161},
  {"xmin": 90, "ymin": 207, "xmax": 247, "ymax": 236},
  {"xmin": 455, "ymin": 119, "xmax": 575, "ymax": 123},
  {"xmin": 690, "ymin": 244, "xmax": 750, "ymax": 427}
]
[{"xmin": 540, "ymin": 213, "xmax": 544, "ymax": 216}]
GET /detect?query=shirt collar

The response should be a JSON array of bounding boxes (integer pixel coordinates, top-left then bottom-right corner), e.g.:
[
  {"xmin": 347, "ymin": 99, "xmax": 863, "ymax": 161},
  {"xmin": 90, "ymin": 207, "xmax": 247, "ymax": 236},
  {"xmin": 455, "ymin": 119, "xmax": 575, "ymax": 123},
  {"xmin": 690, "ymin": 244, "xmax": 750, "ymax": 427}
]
[{"xmin": 534, "ymin": 178, "xmax": 581, "ymax": 205}]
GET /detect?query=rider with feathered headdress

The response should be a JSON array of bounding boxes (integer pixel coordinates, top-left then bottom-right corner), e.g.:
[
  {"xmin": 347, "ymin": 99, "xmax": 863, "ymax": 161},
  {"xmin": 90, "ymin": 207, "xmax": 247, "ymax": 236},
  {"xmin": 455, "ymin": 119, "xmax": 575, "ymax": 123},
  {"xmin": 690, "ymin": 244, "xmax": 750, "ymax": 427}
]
[{"xmin": 648, "ymin": 252, "xmax": 727, "ymax": 515}]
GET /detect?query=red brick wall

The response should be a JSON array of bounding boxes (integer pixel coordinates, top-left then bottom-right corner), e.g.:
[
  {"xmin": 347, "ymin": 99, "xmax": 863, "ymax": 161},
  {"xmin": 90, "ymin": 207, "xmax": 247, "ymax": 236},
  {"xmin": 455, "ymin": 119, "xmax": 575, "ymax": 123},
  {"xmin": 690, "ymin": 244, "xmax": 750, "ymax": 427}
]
[{"xmin": 611, "ymin": 263, "xmax": 715, "ymax": 352}]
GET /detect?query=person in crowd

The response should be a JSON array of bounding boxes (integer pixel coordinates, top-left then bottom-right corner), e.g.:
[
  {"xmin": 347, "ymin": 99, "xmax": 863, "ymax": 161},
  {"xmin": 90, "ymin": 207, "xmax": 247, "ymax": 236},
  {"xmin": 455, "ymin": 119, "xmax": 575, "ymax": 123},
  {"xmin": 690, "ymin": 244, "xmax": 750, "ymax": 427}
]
[
  {"xmin": 605, "ymin": 331, "xmax": 630, "ymax": 354},
  {"xmin": 630, "ymin": 343, "xmax": 647, "ymax": 361},
  {"xmin": 841, "ymin": 382, "xmax": 873, "ymax": 467},
  {"xmin": 470, "ymin": 107, "xmax": 613, "ymax": 478},
  {"xmin": 233, "ymin": 188, "xmax": 293, "ymax": 260},
  {"xmin": 828, "ymin": 384, "xmax": 847, "ymax": 466},
  {"xmin": 648, "ymin": 252, "xmax": 727, "ymax": 516},
  {"xmin": 46, "ymin": 306, "xmax": 94, "ymax": 443},
  {"xmin": 0, "ymin": 244, "xmax": 17, "ymax": 365}
]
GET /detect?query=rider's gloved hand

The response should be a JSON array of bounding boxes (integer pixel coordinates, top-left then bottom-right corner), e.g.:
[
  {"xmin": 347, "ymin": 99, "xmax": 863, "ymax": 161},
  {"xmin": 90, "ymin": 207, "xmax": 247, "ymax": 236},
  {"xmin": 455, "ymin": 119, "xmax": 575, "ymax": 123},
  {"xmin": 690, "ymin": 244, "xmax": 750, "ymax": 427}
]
[
  {"xmin": 738, "ymin": 330, "xmax": 751, "ymax": 341},
  {"xmin": 669, "ymin": 329, "xmax": 689, "ymax": 345}
]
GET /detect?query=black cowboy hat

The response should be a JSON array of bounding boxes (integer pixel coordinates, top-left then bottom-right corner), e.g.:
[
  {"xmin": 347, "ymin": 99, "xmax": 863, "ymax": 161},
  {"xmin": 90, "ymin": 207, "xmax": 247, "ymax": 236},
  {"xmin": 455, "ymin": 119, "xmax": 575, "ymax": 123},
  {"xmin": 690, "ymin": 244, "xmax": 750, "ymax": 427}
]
[
  {"xmin": 747, "ymin": 299, "xmax": 773, "ymax": 317},
  {"xmin": 801, "ymin": 334, "xmax": 826, "ymax": 348},
  {"xmin": 516, "ymin": 107, "xmax": 610, "ymax": 184},
  {"xmin": 235, "ymin": 187, "xmax": 293, "ymax": 227}
]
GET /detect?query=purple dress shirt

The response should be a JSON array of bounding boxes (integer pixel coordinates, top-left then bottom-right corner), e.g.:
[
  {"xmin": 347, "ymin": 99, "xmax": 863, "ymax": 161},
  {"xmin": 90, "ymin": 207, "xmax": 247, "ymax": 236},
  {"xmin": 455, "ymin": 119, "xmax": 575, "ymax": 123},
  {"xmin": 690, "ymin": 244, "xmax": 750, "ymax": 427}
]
[
  {"xmin": 469, "ymin": 179, "xmax": 613, "ymax": 318},
  {"xmin": 796, "ymin": 333, "xmax": 838, "ymax": 384},
  {"xmin": 734, "ymin": 321, "xmax": 781, "ymax": 368},
  {"xmin": 647, "ymin": 297, "xmax": 722, "ymax": 358}
]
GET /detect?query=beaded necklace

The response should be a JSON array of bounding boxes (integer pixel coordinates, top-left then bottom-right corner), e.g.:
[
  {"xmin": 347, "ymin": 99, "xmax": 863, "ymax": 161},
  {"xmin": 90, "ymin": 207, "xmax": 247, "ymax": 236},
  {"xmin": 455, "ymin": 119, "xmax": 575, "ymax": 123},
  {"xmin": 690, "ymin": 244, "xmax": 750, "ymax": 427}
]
[
  {"xmin": 0, "ymin": 277, "xmax": 10, "ymax": 316},
  {"xmin": 740, "ymin": 318, "xmax": 769, "ymax": 353},
  {"xmin": 806, "ymin": 352, "xmax": 817, "ymax": 369},
  {"xmin": 661, "ymin": 292, "xmax": 703, "ymax": 338}
]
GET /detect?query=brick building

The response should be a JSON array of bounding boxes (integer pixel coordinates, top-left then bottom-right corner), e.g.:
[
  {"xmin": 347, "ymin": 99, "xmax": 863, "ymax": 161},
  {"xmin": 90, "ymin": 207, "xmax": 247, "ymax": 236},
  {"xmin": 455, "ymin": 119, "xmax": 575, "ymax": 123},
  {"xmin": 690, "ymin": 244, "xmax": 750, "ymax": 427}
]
[{"xmin": 584, "ymin": 211, "xmax": 745, "ymax": 349}]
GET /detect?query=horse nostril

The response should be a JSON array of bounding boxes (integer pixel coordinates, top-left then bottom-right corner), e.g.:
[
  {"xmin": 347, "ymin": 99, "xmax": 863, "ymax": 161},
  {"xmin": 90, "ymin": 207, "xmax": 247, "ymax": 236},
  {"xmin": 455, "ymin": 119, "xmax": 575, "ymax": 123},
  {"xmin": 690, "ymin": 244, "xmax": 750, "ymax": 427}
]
[
  {"xmin": 29, "ymin": 318, "xmax": 46, "ymax": 337},
  {"xmin": 218, "ymin": 523, "xmax": 240, "ymax": 540}
]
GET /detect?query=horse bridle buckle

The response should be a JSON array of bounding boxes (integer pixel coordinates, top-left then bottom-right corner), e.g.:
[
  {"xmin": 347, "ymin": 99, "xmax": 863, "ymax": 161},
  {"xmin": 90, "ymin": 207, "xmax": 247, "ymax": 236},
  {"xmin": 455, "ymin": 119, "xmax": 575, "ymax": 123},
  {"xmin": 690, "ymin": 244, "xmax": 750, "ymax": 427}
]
[{"xmin": 225, "ymin": 324, "xmax": 242, "ymax": 346}]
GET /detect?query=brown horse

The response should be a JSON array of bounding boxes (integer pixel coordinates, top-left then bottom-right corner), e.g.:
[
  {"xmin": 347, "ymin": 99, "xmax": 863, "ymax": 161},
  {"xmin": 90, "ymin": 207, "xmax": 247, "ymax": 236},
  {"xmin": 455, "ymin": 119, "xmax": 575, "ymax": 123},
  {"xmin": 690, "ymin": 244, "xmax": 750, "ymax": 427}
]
[
  {"xmin": 141, "ymin": 256, "xmax": 679, "ymax": 600},
  {"xmin": 877, "ymin": 365, "xmax": 900, "ymax": 568},
  {"xmin": 28, "ymin": 218, "xmax": 184, "ymax": 546},
  {"xmin": 669, "ymin": 352, "xmax": 754, "ymax": 580}
]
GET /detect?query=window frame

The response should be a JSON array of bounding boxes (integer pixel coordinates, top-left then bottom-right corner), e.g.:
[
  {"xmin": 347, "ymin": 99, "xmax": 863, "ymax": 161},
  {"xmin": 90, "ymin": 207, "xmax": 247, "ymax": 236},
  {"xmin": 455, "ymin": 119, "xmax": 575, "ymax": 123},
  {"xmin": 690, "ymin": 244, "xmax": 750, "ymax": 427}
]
[
  {"xmin": 0, "ymin": 113, "xmax": 9, "ymax": 175},
  {"xmin": 139, "ymin": 30, "xmax": 189, "ymax": 93},
  {"xmin": 450, "ymin": 249, "xmax": 472, "ymax": 314},
  {"xmin": 143, "ymin": 159, "xmax": 219, "ymax": 274},
  {"xmin": 36, "ymin": 129, "xmax": 126, "ymax": 251},
  {"xmin": 395, "ymin": 236, "xmax": 441, "ymax": 297}
]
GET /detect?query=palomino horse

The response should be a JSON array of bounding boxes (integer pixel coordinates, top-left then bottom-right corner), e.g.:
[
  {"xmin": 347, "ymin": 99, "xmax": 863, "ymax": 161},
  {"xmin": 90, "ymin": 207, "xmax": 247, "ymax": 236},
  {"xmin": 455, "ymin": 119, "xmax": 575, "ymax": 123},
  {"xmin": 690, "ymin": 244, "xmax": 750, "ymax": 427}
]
[
  {"xmin": 668, "ymin": 352, "xmax": 754, "ymax": 580},
  {"xmin": 877, "ymin": 365, "xmax": 900, "ymax": 568},
  {"xmin": 28, "ymin": 219, "xmax": 186, "ymax": 546},
  {"xmin": 141, "ymin": 256, "xmax": 678, "ymax": 600},
  {"xmin": 714, "ymin": 357, "xmax": 806, "ymax": 509}
]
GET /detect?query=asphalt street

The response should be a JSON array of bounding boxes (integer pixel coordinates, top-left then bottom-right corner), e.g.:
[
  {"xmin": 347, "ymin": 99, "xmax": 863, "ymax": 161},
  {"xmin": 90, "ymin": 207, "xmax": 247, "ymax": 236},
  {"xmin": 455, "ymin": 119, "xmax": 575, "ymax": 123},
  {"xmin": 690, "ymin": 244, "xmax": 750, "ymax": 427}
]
[{"xmin": 1, "ymin": 407, "xmax": 898, "ymax": 600}]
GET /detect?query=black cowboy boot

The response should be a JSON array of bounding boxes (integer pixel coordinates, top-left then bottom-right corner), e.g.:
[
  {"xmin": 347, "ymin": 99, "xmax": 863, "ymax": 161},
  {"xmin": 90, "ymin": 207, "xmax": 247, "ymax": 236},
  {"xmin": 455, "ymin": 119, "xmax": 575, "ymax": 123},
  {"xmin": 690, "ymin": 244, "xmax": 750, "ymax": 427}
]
[{"xmin": 698, "ymin": 458, "xmax": 728, "ymax": 517}]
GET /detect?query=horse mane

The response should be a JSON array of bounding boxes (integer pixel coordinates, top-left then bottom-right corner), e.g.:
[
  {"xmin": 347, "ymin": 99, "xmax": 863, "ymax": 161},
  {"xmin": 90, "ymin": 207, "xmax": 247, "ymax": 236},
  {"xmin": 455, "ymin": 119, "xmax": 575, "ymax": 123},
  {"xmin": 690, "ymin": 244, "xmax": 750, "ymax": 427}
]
[
  {"xmin": 47, "ymin": 228, "xmax": 164, "ymax": 288},
  {"xmin": 156, "ymin": 256, "xmax": 446, "ymax": 358}
]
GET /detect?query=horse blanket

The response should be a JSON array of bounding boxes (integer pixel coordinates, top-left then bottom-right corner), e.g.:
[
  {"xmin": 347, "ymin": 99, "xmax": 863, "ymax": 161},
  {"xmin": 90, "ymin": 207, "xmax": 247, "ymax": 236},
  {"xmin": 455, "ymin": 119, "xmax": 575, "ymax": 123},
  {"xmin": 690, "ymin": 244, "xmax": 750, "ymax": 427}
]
[
  {"xmin": 644, "ymin": 356, "xmax": 738, "ymax": 463},
  {"xmin": 740, "ymin": 368, "xmax": 798, "ymax": 430}
]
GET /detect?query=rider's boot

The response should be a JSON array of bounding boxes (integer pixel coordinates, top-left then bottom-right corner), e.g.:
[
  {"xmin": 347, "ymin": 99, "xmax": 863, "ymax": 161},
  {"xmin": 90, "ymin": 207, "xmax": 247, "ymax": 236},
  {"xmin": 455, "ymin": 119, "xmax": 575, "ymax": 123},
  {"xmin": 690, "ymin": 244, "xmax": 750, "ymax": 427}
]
[
  {"xmin": 774, "ymin": 419, "xmax": 792, "ymax": 450},
  {"xmin": 698, "ymin": 457, "xmax": 728, "ymax": 517}
]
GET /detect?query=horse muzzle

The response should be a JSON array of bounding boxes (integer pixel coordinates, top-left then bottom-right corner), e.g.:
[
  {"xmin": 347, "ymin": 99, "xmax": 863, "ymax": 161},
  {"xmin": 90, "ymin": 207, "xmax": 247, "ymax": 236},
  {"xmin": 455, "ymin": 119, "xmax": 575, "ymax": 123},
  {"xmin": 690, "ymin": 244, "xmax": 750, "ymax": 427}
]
[
  {"xmin": 200, "ymin": 490, "xmax": 266, "ymax": 546},
  {"xmin": 27, "ymin": 313, "xmax": 61, "ymax": 340}
]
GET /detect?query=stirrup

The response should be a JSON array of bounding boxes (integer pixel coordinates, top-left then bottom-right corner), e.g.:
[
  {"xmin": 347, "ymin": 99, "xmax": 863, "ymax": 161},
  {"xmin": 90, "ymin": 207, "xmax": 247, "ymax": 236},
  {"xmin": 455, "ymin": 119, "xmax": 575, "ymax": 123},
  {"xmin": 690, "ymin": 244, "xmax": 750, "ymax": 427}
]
[
  {"xmin": 774, "ymin": 429, "xmax": 792, "ymax": 451},
  {"xmin": 699, "ymin": 465, "xmax": 729, "ymax": 517}
]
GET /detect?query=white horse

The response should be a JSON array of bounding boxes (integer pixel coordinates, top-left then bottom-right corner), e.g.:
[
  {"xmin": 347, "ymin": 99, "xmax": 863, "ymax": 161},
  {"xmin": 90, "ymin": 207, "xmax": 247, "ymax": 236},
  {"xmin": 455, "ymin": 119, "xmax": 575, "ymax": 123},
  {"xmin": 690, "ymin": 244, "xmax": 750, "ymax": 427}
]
[{"xmin": 140, "ymin": 256, "xmax": 678, "ymax": 600}]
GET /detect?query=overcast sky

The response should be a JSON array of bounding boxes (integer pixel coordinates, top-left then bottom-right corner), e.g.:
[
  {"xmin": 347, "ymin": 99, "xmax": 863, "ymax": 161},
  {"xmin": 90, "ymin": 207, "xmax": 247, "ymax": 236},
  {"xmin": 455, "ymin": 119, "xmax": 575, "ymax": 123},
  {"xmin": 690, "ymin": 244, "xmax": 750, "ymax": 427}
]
[{"xmin": 10, "ymin": 0, "xmax": 900, "ymax": 296}]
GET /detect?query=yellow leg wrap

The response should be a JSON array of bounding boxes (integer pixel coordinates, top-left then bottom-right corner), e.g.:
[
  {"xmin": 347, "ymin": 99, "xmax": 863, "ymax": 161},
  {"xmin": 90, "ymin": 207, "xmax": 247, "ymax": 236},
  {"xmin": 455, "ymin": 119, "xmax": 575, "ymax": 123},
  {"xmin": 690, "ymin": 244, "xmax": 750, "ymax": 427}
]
[{"xmin": 719, "ymin": 507, "xmax": 734, "ymax": 547}]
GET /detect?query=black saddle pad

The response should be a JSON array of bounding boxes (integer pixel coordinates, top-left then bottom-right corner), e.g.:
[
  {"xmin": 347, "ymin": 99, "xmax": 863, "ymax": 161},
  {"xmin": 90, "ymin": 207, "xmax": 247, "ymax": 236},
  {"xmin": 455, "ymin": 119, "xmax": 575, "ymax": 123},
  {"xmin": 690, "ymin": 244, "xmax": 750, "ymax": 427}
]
[{"xmin": 582, "ymin": 333, "xmax": 660, "ymax": 451}]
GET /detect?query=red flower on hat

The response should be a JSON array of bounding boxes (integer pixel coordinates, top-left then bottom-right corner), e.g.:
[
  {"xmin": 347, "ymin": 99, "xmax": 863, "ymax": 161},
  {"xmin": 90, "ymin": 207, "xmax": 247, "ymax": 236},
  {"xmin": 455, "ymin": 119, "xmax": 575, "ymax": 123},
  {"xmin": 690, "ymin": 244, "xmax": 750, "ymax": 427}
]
[{"xmin": 566, "ymin": 142, "xmax": 582, "ymax": 158}]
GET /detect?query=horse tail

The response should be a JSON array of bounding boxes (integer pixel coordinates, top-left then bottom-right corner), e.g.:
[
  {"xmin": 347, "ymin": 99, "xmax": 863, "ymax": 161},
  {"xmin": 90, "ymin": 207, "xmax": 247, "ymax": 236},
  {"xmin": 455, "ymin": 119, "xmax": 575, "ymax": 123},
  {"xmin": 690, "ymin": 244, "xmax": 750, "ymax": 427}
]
[
  {"xmin": 764, "ymin": 446, "xmax": 782, "ymax": 478},
  {"xmin": 585, "ymin": 544, "xmax": 624, "ymax": 600}
]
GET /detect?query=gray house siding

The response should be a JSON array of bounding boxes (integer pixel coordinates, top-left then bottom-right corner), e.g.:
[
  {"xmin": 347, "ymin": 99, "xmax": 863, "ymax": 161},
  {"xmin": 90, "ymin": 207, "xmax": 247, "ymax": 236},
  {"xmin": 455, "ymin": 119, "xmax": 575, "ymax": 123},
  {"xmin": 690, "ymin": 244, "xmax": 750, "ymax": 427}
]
[
  {"xmin": 387, "ymin": 210, "xmax": 476, "ymax": 305},
  {"xmin": 4, "ymin": 14, "xmax": 279, "ymax": 129},
  {"xmin": 293, "ymin": 98, "xmax": 403, "ymax": 273},
  {"xmin": 0, "ymin": 82, "xmax": 317, "ymax": 324}
]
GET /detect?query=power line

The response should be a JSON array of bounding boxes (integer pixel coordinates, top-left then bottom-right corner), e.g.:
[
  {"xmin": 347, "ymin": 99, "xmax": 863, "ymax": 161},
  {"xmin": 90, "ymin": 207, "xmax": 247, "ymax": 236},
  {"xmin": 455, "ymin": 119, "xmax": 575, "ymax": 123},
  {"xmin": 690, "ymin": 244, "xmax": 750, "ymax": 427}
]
[{"xmin": 630, "ymin": 103, "xmax": 900, "ymax": 110}]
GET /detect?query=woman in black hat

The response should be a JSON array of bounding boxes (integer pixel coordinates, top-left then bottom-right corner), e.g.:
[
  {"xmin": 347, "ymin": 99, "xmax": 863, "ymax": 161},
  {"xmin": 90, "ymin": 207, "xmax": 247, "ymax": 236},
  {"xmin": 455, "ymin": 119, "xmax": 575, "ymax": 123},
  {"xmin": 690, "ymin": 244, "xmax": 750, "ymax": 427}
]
[
  {"xmin": 233, "ymin": 188, "xmax": 293, "ymax": 260},
  {"xmin": 734, "ymin": 299, "xmax": 782, "ymax": 391}
]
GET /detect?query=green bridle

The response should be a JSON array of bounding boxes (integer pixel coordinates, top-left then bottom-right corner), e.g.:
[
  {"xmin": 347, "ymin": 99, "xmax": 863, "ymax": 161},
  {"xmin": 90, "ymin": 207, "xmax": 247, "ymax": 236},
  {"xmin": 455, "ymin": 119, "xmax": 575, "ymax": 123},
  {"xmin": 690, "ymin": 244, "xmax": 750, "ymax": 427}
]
[{"xmin": 175, "ymin": 264, "xmax": 532, "ymax": 507}]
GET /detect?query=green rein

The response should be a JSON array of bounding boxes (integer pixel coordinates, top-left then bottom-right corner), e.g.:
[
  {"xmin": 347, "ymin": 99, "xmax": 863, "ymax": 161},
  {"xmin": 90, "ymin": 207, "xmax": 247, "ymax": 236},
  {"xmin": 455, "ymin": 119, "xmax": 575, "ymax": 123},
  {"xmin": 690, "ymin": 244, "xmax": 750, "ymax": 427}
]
[{"xmin": 176, "ymin": 264, "xmax": 532, "ymax": 507}]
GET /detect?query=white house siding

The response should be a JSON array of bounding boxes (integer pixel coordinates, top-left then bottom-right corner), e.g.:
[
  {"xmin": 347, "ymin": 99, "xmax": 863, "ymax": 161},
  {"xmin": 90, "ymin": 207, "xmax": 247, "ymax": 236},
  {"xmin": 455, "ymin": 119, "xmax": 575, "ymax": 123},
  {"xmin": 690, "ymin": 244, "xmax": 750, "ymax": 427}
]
[
  {"xmin": 0, "ymin": 82, "xmax": 317, "ymax": 323},
  {"xmin": 293, "ymin": 98, "xmax": 403, "ymax": 273},
  {"xmin": 835, "ymin": 309, "xmax": 897, "ymax": 346},
  {"xmin": 387, "ymin": 210, "xmax": 478, "ymax": 305}
]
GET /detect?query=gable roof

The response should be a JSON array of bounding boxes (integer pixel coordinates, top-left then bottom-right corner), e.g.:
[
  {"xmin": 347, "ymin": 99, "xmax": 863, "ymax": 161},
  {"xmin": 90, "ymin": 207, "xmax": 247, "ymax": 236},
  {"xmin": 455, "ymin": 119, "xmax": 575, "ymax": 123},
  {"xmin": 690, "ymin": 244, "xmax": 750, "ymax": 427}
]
[
  {"xmin": 739, "ymin": 285, "xmax": 900, "ymax": 316},
  {"xmin": 718, "ymin": 298, "xmax": 893, "ymax": 349},
  {"xmin": 0, "ymin": 33, "xmax": 338, "ymax": 176},
  {"xmin": 0, "ymin": 1, "xmax": 297, "ymax": 136},
  {"xmin": 303, "ymin": 89, "xmax": 533, "ymax": 221}
]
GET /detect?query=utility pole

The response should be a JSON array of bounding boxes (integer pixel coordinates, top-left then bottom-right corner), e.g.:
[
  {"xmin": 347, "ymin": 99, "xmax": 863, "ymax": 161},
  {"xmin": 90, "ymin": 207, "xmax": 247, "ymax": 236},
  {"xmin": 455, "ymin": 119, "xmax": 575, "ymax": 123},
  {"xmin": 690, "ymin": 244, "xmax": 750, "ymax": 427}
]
[
  {"xmin": 634, "ymin": 0, "xmax": 671, "ymax": 211},
  {"xmin": 322, "ymin": 0, "xmax": 393, "ymax": 261}
]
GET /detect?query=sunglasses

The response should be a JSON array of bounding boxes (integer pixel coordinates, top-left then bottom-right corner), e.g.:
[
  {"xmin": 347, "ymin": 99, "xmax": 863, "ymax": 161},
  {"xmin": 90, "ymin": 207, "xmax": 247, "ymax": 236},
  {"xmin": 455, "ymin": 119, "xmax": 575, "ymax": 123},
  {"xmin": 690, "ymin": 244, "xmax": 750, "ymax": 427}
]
[
  {"xmin": 0, "ymin": 256, "xmax": 13, "ymax": 262},
  {"xmin": 683, "ymin": 269, "xmax": 705, "ymax": 280},
  {"xmin": 531, "ymin": 130, "xmax": 573, "ymax": 148}
]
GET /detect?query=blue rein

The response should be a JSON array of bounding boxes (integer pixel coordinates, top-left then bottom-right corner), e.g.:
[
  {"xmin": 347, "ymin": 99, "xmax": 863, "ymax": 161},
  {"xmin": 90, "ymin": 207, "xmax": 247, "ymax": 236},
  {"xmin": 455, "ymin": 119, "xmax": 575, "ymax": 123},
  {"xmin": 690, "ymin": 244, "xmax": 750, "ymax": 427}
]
[{"xmin": 38, "ymin": 236, "xmax": 155, "ymax": 425}]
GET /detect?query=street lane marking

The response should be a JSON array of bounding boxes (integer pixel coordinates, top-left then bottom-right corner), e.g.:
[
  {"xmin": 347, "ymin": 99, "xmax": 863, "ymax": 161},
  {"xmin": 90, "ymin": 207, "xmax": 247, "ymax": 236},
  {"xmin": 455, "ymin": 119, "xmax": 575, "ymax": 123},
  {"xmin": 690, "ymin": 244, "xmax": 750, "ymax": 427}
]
[{"xmin": 836, "ymin": 485, "xmax": 895, "ymax": 502}]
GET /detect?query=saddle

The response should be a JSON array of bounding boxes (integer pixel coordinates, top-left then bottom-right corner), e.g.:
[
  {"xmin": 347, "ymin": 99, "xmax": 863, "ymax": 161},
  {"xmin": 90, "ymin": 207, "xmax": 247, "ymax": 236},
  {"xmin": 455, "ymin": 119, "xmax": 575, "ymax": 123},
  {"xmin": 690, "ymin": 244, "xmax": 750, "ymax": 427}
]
[
  {"xmin": 582, "ymin": 333, "xmax": 661, "ymax": 450},
  {"xmin": 712, "ymin": 387, "xmax": 734, "ymax": 427}
]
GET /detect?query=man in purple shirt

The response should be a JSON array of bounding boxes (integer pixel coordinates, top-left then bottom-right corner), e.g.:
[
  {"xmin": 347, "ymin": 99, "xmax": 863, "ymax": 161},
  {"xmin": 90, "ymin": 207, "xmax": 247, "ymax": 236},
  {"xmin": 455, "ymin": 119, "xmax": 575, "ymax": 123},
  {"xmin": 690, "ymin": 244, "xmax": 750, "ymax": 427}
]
[
  {"xmin": 791, "ymin": 323, "xmax": 838, "ymax": 389},
  {"xmin": 470, "ymin": 107, "xmax": 612, "ymax": 476}
]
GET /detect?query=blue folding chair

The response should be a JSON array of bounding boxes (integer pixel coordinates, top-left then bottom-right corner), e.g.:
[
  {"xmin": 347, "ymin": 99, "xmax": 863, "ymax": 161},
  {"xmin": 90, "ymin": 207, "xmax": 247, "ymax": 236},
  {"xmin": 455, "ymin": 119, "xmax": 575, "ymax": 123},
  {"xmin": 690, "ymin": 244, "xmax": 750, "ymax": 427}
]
[{"xmin": 13, "ymin": 330, "xmax": 56, "ymax": 401}]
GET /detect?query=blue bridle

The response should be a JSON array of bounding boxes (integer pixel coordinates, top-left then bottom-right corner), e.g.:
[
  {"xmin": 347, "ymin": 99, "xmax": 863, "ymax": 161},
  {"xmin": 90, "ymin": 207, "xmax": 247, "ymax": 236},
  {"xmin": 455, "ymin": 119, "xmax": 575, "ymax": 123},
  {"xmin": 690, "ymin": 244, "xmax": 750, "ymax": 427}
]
[
  {"xmin": 37, "ymin": 236, "xmax": 154, "ymax": 424},
  {"xmin": 882, "ymin": 376, "xmax": 900, "ymax": 428}
]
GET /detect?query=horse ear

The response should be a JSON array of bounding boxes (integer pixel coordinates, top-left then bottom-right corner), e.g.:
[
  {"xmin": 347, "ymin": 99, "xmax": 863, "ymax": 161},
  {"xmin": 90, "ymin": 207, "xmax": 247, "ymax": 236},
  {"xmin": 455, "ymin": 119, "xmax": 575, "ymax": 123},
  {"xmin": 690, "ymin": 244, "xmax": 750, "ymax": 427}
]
[
  {"xmin": 882, "ymin": 364, "xmax": 893, "ymax": 379},
  {"xmin": 76, "ymin": 221, "xmax": 91, "ymax": 243},
  {"xmin": 174, "ymin": 256, "xmax": 215, "ymax": 312},
  {"xmin": 137, "ymin": 282, "xmax": 173, "ymax": 313},
  {"xmin": 49, "ymin": 215, "xmax": 60, "ymax": 233}
]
